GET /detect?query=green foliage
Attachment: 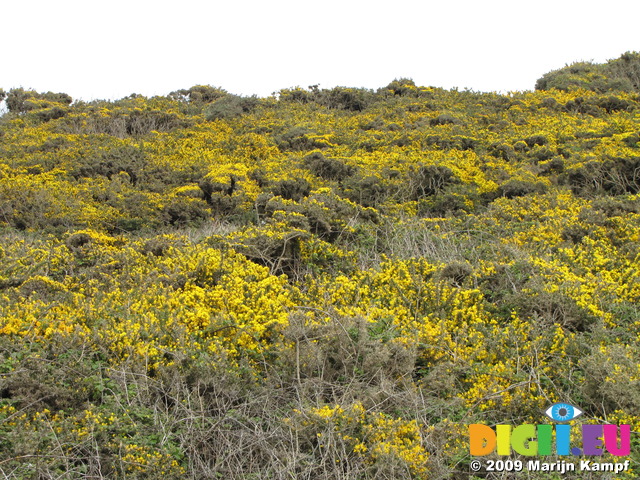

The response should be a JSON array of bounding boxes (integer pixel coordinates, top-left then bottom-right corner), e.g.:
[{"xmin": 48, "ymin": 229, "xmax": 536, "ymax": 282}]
[
  {"xmin": 58, "ymin": 103, "xmax": 191, "ymax": 137},
  {"xmin": 123, "ymin": 108, "xmax": 189, "ymax": 135},
  {"xmin": 536, "ymin": 51, "xmax": 640, "ymax": 93},
  {"xmin": 562, "ymin": 157, "xmax": 640, "ymax": 195},
  {"xmin": 423, "ymin": 134, "xmax": 478, "ymax": 151},
  {"xmin": 314, "ymin": 86, "xmax": 373, "ymax": 111},
  {"xmin": 417, "ymin": 186, "xmax": 475, "ymax": 217},
  {"xmin": 170, "ymin": 84, "xmax": 227, "ymax": 104},
  {"xmin": 342, "ymin": 175, "xmax": 388, "ymax": 207},
  {"xmin": 608, "ymin": 51, "xmax": 640, "ymax": 91},
  {"xmin": 439, "ymin": 261, "xmax": 472, "ymax": 285},
  {"xmin": 411, "ymin": 164, "xmax": 458, "ymax": 199},
  {"xmin": 494, "ymin": 179, "xmax": 548, "ymax": 199},
  {"xmin": 204, "ymin": 94, "xmax": 260, "ymax": 120},
  {"xmin": 429, "ymin": 113, "xmax": 460, "ymax": 126},
  {"xmin": 275, "ymin": 127, "xmax": 328, "ymax": 151},
  {"xmin": 162, "ymin": 196, "xmax": 210, "ymax": 227},
  {"xmin": 489, "ymin": 143, "xmax": 518, "ymax": 161},
  {"xmin": 71, "ymin": 145, "xmax": 148, "ymax": 184},
  {"xmin": 279, "ymin": 85, "xmax": 373, "ymax": 111},
  {"xmin": 198, "ymin": 176, "xmax": 235, "ymax": 202},
  {"xmin": 278, "ymin": 86, "xmax": 314, "ymax": 104},
  {"xmin": 270, "ymin": 177, "xmax": 311, "ymax": 201},
  {"xmin": 380, "ymin": 78, "xmax": 422, "ymax": 97},
  {"xmin": 5, "ymin": 87, "xmax": 72, "ymax": 113},
  {"xmin": 303, "ymin": 151, "xmax": 355, "ymax": 180}
]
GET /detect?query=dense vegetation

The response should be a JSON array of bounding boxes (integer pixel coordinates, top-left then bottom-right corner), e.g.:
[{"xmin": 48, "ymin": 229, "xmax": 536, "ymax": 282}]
[{"xmin": 1, "ymin": 52, "xmax": 640, "ymax": 479}]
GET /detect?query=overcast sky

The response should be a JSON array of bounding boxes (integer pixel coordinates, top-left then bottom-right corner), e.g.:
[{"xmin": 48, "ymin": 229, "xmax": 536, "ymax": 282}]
[{"xmin": 2, "ymin": 0, "xmax": 639, "ymax": 101}]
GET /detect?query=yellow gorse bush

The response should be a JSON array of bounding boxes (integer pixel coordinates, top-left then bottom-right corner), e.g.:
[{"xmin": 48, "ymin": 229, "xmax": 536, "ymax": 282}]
[{"xmin": 290, "ymin": 402, "xmax": 429, "ymax": 476}]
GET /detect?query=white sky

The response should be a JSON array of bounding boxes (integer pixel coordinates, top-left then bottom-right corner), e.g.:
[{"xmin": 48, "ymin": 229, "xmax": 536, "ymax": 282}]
[{"xmin": 1, "ymin": 0, "xmax": 639, "ymax": 101}]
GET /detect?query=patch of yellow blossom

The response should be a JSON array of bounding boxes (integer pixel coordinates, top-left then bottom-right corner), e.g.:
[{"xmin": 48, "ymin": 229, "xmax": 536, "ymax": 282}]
[{"xmin": 293, "ymin": 402, "xmax": 429, "ymax": 476}]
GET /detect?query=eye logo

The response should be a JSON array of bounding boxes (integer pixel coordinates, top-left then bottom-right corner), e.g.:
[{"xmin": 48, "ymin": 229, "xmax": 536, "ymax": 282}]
[{"xmin": 545, "ymin": 403, "xmax": 583, "ymax": 422}]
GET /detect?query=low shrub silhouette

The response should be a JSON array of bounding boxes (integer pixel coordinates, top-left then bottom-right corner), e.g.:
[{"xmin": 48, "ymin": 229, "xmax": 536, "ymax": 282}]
[
  {"xmin": 204, "ymin": 94, "xmax": 260, "ymax": 120},
  {"xmin": 303, "ymin": 152, "xmax": 355, "ymax": 180}
]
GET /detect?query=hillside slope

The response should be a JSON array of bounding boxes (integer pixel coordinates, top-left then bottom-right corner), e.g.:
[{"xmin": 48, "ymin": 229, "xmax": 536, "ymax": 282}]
[{"xmin": 1, "ymin": 55, "xmax": 639, "ymax": 478}]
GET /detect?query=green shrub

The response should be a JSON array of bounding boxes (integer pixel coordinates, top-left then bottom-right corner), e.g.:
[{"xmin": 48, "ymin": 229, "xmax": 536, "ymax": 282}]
[
  {"xmin": 439, "ymin": 262, "xmax": 472, "ymax": 286},
  {"xmin": 275, "ymin": 127, "xmax": 328, "ymax": 152},
  {"xmin": 562, "ymin": 95, "xmax": 635, "ymax": 116},
  {"xmin": 314, "ymin": 86, "xmax": 372, "ymax": 111},
  {"xmin": 261, "ymin": 191, "xmax": 368, "ymax": 240},
  {"xmin": 562, "ymin": 157, "xmax": 640, "ymax": 195},
  {"xmin": 278, "ymin": 85, "xmax": 373, "ymax": 110},
  {"xmin": 429, "ymin": 113, "xmax": 460, "ymax": 126},
  {"xmin": 5, "ymin": 88, "xmax": 72, "ymax": 114},
  {"xmin": 488, "ymin": 143, "xmax": 517, "ymax": 162},
  {"xmin": 411, "ymin": 164, "xmax": 457, "ymax": 199},
  {"xmin": 513, "ymin": 140, "xmax": 528, "ymax": 153},
  {"xmin": 622, "ymin": 132, "xmax": 640, "ymax": 148},
  {"xmin": 57, "ymin": 106, "xmax": 190, "ymax": 137},
  {"xmin": 278, "ymin": 87, "xmax": 313, "ymax": 104},
  {"xmin": 529, "ymin": 146, "xmax": 556, "ymax": 162},
  {"xmin": 564, "ymin": 97, "xmax": 603, "ymax": 116},
  {"xmin": 424, "ymin": 135, "xmax": 477, "ymax": 151},
  {"xmin": 524, "ymin": 289, "xmax": 597, "ymax": 332},
  {"xmin": 561, "ymin": 224, "xmax": 590, "ymax": 243},
  {"xmin": 591, "ymin": 196, "xmax": 640, "ymax": 216},
  {"xmin": 71, "ymin": 145, "xmax": 148, "ymax": 185},
  {"xmin": 0, "ymin": 178, "xmax": 63, "ymax": 231},
  {"xmin": 303, "ymin": 152, "xmax": 355, "ymax": 180},
  {"xmin": 34, "ymin": 106, "xmax": 68, "ymax": 122},
  {"xmin": 342, "ymin": 175, "xmax": 387, "ymax": 207},
  {"xmin": 124, "ymin": 109, "xmax": 188, "ymax": 135},
  {"xmin": 204, "ymin": 191, "xmax": 242, "ymax": 217},
  {"xmin": 248, "ymin": 168, "xmax": 269, "ymax": 187},
  {"xmin": 535, "ymin": 61, "xmax": 630, "ymax": 93},
  {"xmin": 141, "ymin": 236, "xmax": 178, "ymax": 257},
  {"xmin": 230, "ymin": 228, "xmax": 309, "ymax": 277},
  {"xmin": 606, "ymin": 50, "xmax": 640, "ymax": 91},
  {"xmin": 65, "ymin": 232, "xmax": 94, "ymax": 250},
  {"xmin": 494, "ymin": 179, "xmax": 547, "ymax": 199},
  {"xmin": 541, "ymin": 96, "xmax": 560, "ymax": 109},
  {"xmin": 204, "ymin": 94, "xmax": 259, "ymax": 120},
  {"xmin": 171, "ymin": 85, "xmax": 227, "ymax": 104},
  {"xmin": 161, "ymin": 196, "xmax": 210, "ymax": 227},
  {"xmin": 106, "ymin": 191, "xmax": 165, "ymax": 232},
  {"xmin": 536, "ymin": 52, "xmax": 640, "ymax": 93},
  {"xmin": 360, "ymin": 116, "xmax": 386, "ymax": 131},
  {"xmin": 538, "ymin": 157, "xmax": 565, "ymax": 175},
  {"xmin": 418, "ymin": 190, "xmax": 473, "ymax": 217},
  {"xmin": 301, "ymin": 192, "xmax": 363, "ymax": 239},
  {"xmin": 199, "ymin": 176, "xmax": 236, "ymax": 203},
  {"xmin": 271, "ymin": 178, "xmax": 311, "ymax": 201},
  {"xmin": 379, "ymin": 78, "xmax": 421, "ymax": 97},
  {"xmin": 524, "ymin": 134, "xmax": 548, "ymax": 148},
  {"xmin": 595, "ymin": 95, "xmax": 633, "ymax": 113},
  {"xmin": 390, "ymin": 135, "xmax": 411, "ymax": 147},
  {"xmin": 579, "ymin": 344, "xmax": 640, "ymax": 415}
]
